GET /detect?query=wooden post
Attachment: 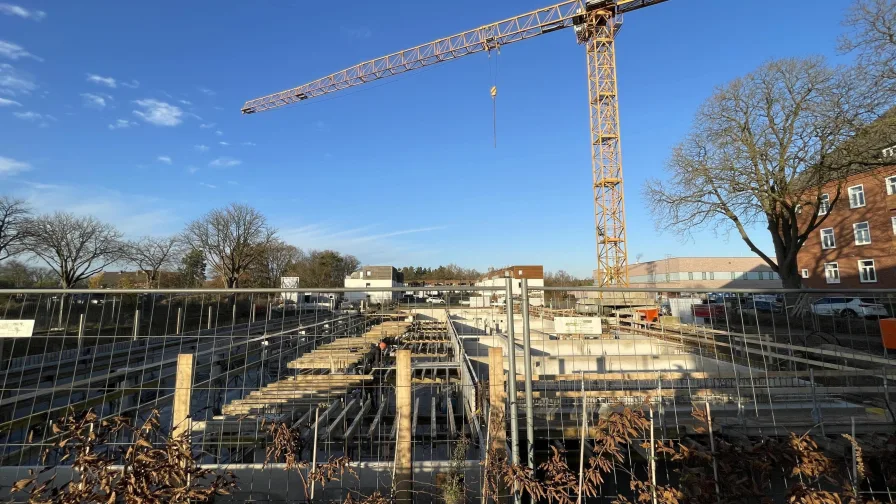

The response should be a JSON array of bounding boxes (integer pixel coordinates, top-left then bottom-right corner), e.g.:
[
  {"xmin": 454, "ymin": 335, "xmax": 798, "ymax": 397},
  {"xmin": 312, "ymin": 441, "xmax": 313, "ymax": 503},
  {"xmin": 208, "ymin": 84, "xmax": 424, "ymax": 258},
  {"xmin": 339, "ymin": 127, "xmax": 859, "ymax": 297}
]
[
  {"xmin": 172, "ymin": 354, "xmax": 195, "ymax": 441},
  {"xmin": 395, "ymin": 349, "xmax": 413, "ymax": 503},
  {"xmin": 488, "ymin": 347, "xmax": 508, "ymax": 502}
]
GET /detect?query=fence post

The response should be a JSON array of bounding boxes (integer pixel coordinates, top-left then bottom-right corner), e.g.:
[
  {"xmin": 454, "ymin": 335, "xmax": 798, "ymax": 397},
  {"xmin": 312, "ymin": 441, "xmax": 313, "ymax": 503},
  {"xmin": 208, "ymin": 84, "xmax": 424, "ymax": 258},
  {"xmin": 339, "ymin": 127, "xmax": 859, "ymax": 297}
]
[
  {"xmin": 520, "ymin": 278, "xmax": 535, "ymax": 469},
  {"xmin": 172, "ymin": 353, "xmax": 194, "ymax": 442},
  {"xmin": 77, "ymin": 314, "xmax": 86, "ymax": 357},
  {"xmin": 395, "ymin": 349, "xmax": 413, "ymax": 503},
  {"xmin": 504, "ymin": 276, "xmax": 520, "ymax": 468},
  {"xmin": 488, "ymin": 347, "xmax": 508, "ymax": 502},
  {"xmin": 133, "ymin": 309, "xmax": 140, "ymax": 340},
  {"xmin": 175, "ymin": 307, "xmax": 182, "ymax": 336},
  {"xmin": 232, "ymin": 303, "xmax": 237, "ymax": 328},
  {"xmin": 207, "ymin": 306, "xmax": 213, "ymax": 330},
  {"xmin": 705, "ymin": 402, "xmax": 721, "ymax": 502}
]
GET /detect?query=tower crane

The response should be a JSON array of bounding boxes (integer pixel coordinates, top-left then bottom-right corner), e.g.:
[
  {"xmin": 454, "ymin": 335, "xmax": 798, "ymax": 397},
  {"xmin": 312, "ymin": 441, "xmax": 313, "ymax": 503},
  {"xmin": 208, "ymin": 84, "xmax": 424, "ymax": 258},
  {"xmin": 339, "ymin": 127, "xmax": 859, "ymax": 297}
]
[{"xmin": 242, "ymin": 0, "xmax": 668, "ymax": 287}]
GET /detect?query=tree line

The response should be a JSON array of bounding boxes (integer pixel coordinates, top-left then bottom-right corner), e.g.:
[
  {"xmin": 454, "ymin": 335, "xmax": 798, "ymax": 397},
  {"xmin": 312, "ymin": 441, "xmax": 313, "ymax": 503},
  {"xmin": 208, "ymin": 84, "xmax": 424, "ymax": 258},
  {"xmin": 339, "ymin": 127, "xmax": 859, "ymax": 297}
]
[
  {"xmin": 645, "ymin": 0, "xmax": 896, "ymax": 288},
  {"xmin": 0, "ymin": 199, "xmax": 360, "ymax": 289}
]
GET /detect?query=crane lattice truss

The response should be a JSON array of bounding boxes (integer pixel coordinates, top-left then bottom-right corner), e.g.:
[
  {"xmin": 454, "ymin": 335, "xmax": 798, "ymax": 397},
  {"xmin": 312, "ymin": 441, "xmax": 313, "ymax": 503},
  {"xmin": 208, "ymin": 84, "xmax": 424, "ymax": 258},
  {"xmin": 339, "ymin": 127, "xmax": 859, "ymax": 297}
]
[{"xmin": 242, "ymin": 0, "xmax": 668, "ymax": 287}]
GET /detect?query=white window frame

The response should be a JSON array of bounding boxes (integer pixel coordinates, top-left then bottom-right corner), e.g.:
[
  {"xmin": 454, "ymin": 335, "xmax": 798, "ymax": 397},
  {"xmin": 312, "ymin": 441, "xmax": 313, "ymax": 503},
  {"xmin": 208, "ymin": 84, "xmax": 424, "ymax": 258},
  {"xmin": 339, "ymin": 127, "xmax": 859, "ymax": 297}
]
[
  {"xmin": 818, "ymin": 193, "xmax": 830, "ymax": 215},
  {"xmin": 688, "ymin": 272, "xmax": 694, "ymax": 280},
  {"xmin": 887, "ymin": 175, "xmax": 896, "ymax": 196},
  {"xmin": 701, "ymin": 272, "xmax": 707, "ymax": 280},
  {"xmin": 824, "ymin": 262, "xmax": 840, "ymax": 284},
  {"xmin": 709, "ymin": 272, "xmax": 715, "ymax": 280},
  {"xmin": 801, "ymin": 269, "xmax": 809, "ymax": 279},
  {"xmin": 858, "ymin": 259, "xmax": 877, "ymax": 283},
  {"xmin": 848, "ymin": 184, "xmax": 866, "ymax": 209},
  {"xmin": 820, "ymin": 228, "xmax": 836, "ymax": 249},
  {"xmin": 853, "ymin": 221, "xmax": 871, "ymax": 246},
  {"xmin": 892, "ymin": 216, "xmax": 896, "ymax": 235},
  {"xmin": 730, "ymin": 272, "xmax": 736, "ymax": 280}
]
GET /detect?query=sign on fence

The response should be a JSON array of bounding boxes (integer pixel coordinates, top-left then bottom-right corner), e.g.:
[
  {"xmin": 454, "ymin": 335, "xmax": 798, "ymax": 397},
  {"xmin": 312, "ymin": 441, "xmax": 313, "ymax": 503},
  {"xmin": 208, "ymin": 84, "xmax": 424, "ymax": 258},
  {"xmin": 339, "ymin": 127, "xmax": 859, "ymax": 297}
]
[
  {"xmin": 0, "ymin": 320, "xmax": 35, "ymax": 337},
  {"xmin": 554, "ymin": 316, "xmax": 602, "ymax": 335}
]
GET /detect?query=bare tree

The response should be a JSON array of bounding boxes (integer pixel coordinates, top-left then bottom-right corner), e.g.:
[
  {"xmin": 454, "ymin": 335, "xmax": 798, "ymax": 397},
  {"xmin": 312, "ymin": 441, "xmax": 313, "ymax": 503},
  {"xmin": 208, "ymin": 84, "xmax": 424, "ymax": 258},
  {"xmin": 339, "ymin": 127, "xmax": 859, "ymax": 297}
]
[
  {"xmin": 645, "ymin": 58, "xmax": 894, "ymax": 288},
  {"xmin": 0, "ymin": 196, "xmax": 30, "ymax": 263},
  {"xmin": 840, "ymin": 0, "xmax": 896, "ymax": 95},
  {"xmin": 248, "ymin": 239, "xmax": 303, "ymax": 288},
  {"xmin": 182, "ymin": 203, "xmax": 276, "ymax": 288},
  {"xmin": 23, "ymin": 212, "xmax": 125, "ymax": 288},
  {"xmin": 126, "ymin": 236, "xmax": 182, "ymax": 288}
]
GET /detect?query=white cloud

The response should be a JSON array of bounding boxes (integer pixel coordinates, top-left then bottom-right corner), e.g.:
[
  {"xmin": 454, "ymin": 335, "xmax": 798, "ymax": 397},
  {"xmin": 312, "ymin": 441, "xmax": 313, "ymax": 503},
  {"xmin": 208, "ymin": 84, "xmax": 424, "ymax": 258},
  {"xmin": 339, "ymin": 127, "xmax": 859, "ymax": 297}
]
[
  {"xmin": 194, "ymin": 144, "xmax": 209, "ymax": 152},
  {"xmin": 219, "ymin": 141, "xmax": 229, "ymax": 146},
  {"xmin": 157, "ymin": 155, "xmax": 172, "ymax": 164},
  {"xmin": 80, "ymin": 92, "xmax": 107, "ymax": 109},
  {"xmin": 179, "ymin": 99, "xmax": 192, "ymax": 105},
  {"xmin": 227, "ymin": 180, "xmax": 237, "ymax": 185},
  {"xmin": 0, "ymin": 155, "xmax": 29, "ymax": 175},
  {"xmin": 0, "ymin": 96, "xmax": 20, "ymax": 106},
  {"xmin": 241, "ymin": 141, "xmax": 256, "ymax": 146},
  {"xmin": 0, "ymin": 40, "xmax": 42, "ymax": 61},
  {"xmin": 199, "ymin": 122, "xmax": 215, "ymax": 129},
  {"xmin": 199, "ymin": 182, "xmax": 217, "ymax": 189},
  {"xmin": 187, "ymin": 165, "xmax": 199, "ymax": 174},
  {"xmin": 132, "ymin": 98, "xmax": 182, "ymax": 126},
  {"xmin": 197, "ymin": 87, "xmax": 215, "ymax": 96},
  {"xmin": 86, "ymin": 73, "xmax": 116, "ymax": 88},
  {"xmin": 108, "ymin": 119, "xmax": 137, "ymax": 130},
  {"xmin": 13, "ymin": 110, "xmax": 54, "ymax": 124},
  {"xmin": 0, "ymin": 4, "xmax": 46, "ymax": 21},
  {"xmin": 0, "ymin": 63, "xmax": 36, "ymax": 95},
  {"xmin": 209, "ymin": 156, "xmax": 241, "ymax": 168},
  {"xmin": 120, "ymin": 79, "xmax": 139, "ymax": 89},
  {"xmin": 215, "ymin": 130, "xmax": 223, "ymax": 136}
]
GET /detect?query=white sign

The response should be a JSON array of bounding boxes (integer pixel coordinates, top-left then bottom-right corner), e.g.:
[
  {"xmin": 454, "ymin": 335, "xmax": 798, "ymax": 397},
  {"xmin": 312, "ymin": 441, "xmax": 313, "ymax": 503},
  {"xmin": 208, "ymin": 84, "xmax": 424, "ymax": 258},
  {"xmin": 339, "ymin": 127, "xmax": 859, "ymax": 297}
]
[
  {"xmin": 280, "ymin": 277, "xmax": 300, "ymax": 289},
  {"xmin": 0, "ymin": 320, "xmax": 35, "ymax": 338},
  {"xmin": 554, "ymin": 316, "xmax": 602, "ymax": 335}
]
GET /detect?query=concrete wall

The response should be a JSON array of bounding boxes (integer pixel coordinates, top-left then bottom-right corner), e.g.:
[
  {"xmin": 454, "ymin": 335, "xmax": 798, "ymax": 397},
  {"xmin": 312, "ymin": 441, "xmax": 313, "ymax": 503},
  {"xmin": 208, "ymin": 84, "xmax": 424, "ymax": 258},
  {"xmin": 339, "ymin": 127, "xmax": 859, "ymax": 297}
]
[{"xmin": 344, "ymin": 278, "xmax": 403, "ymax": 303}]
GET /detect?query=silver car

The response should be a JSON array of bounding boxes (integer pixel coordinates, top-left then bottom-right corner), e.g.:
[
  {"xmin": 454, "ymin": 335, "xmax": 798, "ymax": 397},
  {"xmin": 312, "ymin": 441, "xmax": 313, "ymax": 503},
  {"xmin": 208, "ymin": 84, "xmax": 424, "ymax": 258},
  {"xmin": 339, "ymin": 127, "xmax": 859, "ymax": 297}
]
[{"xmin": 810, "ymin": 297, "xmax": 889, "ymax": 319}]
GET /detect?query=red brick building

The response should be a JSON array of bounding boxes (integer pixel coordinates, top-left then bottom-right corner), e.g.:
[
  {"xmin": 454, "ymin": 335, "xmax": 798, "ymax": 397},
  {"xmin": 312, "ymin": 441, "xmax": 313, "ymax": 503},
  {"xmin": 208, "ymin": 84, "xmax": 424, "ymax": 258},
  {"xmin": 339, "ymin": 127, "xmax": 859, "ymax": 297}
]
[{"xmin": 797, "ymin": 160, "xmax": 896, "ymax": 288}]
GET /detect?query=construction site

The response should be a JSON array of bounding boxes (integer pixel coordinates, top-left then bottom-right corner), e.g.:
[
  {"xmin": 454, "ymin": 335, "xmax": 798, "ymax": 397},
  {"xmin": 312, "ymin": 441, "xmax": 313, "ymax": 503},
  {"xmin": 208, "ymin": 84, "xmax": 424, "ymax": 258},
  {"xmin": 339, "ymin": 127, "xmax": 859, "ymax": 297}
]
[{"xmin": 2, "ymin": 0, "xmax": 896, "ymax": 502}]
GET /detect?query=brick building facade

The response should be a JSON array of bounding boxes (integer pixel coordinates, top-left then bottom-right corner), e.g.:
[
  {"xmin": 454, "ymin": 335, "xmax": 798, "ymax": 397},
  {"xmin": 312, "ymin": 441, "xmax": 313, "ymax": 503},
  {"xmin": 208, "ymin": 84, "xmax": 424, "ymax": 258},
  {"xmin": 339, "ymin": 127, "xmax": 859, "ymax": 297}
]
[
  {"xmin": 797, "ymin": 165, "xmax": 896, "ymax": 288},
  {"xmin": 595, "ymin": 257, "xmax": 781, "ymax": 290}
]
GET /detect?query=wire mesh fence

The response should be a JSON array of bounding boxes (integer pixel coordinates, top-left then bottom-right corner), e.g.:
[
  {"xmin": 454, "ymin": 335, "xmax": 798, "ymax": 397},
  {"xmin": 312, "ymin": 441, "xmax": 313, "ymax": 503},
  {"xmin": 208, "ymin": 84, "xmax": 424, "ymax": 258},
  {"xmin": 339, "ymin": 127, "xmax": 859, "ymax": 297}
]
[{"xmin": 1, "ymin": 285, "xmax": 895, "ymax": 502}]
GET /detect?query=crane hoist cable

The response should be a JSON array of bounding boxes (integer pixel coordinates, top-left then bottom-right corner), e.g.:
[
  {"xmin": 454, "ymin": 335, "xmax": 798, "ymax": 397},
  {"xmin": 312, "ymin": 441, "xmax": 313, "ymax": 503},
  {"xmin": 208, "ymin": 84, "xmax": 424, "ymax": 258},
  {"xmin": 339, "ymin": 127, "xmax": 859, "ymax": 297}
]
[{"xmin": 488, "ymin": 44, "xmax": 500, "ymax": 147}]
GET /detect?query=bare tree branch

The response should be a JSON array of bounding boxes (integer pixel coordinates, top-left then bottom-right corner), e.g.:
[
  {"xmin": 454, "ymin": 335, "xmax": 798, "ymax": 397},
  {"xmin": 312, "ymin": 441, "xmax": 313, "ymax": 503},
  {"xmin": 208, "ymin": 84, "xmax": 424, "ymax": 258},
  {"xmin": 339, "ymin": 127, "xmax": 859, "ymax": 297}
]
[
  {"xmin": 182, "ymin": 203, "xmax": 276, "ymax": 288},
  {"xmin": 644, "ymin": 57, "xmax": 893, "ymax": 288},
  {"xmin": 0, "ymin": 196, "xmax": 31, "ymax": 263},
  {"xmin": 23, "ymin": 212, "xmax": 125, "ymax": 288},
  {"xmin": 126, "ymin": 235, "xmax": 182, "ymax": 288}
]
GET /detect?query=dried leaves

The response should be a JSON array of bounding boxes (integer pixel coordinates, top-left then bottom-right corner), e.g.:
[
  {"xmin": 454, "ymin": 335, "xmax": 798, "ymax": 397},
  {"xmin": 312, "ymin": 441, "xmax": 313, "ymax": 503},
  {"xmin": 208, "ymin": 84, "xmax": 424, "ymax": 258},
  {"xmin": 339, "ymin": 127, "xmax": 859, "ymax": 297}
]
[{"xmin": 13, "ymin": 408, "xmax": 237, "ymax": 504}]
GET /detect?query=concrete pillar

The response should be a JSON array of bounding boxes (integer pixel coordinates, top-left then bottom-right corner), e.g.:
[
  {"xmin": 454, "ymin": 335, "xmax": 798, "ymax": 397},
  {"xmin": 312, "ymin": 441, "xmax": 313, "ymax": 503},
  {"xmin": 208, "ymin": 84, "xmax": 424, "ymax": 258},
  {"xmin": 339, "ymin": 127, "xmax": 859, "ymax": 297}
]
[
  {"xmin": 488, "ymin": 347, "xmax": 508, "ymax": 502},
  {"xmin": 172, "ymin": 353, "xmax": 195, "ymax": 441},
  {"xmin": 395, "ymin": 349, "xmax": 413, "ymax": 503}
]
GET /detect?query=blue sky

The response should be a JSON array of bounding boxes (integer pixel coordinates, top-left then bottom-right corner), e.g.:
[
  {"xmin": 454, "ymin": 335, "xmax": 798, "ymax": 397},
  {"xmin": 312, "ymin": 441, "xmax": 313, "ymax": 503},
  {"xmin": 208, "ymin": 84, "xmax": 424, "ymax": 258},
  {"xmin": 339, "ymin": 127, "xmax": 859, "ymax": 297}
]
[{"xmin": 0, "ymin": 0, "xmax": 857, "ymax": 278}]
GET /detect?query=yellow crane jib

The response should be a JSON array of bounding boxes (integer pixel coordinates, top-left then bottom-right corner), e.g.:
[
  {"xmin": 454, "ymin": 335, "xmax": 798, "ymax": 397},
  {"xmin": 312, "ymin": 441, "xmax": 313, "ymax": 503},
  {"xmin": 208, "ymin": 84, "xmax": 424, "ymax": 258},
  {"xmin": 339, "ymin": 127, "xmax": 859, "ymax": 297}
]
[{"xmin": 241, "ymin": 0, "xmax": 670, "ymax": 287}]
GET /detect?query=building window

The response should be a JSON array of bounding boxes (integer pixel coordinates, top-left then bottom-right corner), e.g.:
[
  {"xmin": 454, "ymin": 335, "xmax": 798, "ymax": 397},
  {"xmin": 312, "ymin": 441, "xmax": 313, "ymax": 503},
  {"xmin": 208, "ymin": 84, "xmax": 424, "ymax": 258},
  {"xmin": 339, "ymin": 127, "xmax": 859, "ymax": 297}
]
[
  {"xmin": 801, "ymin": 269, "xmax": 809, "ymax": 279},
  {"xmin": 887, "ymin": 175, "xmax": 896, "ymax": 196},
  {"xmin": 858, "ymin": 259, "xmax": 877, "ymax": 283},
  {"xmin": 854, "ymin": 221, "xmax": 871, "ymax": 245},
  {"xmin": 818, "ymin": 194, "xmax": 830, "ymax": 215},
  {"xmin": 730, "ymin": 272, "xmax": 736, "ymax": 280},
  {"xmin": 820, "ymin": 228, "xmax": 836, "ymax": 249},
  {"xmin": 848, "ymin": 185, "xmax": 866, "ymax": 208},
  {"xmin": 709, "ymin": 272, "xmax": 715, "ymax": 280},
  {"xmin": 366, "ymin": 271, "xmax": 371, "ymax": 277},
  {"xmin": 701, "ymin": 272, "xmax": 707, "ymax": 280},
  {"xmin": 892, "ymin": 216, "xmax": 896, "ymax": 235},
  {"xmin": 688, "ymin": 272, "xmax": 694, "ymax": 280},
  {"xmin": 824, "ymin": 263, "xmax": 840, "ymax": 284},
  {"xmin": 365, "ymin": 282, "xmax": 371, "ymax": 287}
]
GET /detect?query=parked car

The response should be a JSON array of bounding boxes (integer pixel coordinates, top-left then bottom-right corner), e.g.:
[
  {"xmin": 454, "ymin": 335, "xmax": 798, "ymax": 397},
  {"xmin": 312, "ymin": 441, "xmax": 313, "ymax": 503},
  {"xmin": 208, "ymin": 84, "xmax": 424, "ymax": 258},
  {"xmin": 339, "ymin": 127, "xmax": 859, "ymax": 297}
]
[
  {"xmin": 739, "ymin": 300, "xmax": 783, "ymax": 315},
  {"xmin": 810, "ymin": 297, "xmax": 889, "ymax": 319},
  {"xmin": 426, "ymin": 297, "xmax": 446, "ymax": 304}
]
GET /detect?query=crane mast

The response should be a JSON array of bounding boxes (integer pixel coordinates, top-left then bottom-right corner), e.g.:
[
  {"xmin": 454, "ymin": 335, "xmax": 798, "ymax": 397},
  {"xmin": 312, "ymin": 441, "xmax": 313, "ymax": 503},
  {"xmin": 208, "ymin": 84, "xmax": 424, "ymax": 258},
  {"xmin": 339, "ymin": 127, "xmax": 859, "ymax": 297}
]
[{"xmin": 242, "ymin": 0, "xmax": 669, "ymax": 286}]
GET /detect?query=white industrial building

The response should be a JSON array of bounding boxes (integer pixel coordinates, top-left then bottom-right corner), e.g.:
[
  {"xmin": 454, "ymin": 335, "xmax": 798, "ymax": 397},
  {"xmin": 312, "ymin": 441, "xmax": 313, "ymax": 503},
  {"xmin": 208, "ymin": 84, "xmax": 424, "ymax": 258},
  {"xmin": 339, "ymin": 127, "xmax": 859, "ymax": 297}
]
[
  {"xmin": 475, "ymin": 265, "xmax": 545, "ymax": 299},
  {"xmin": 344, "ymin": 266, "xmax": 405, "ymax": 304}
]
